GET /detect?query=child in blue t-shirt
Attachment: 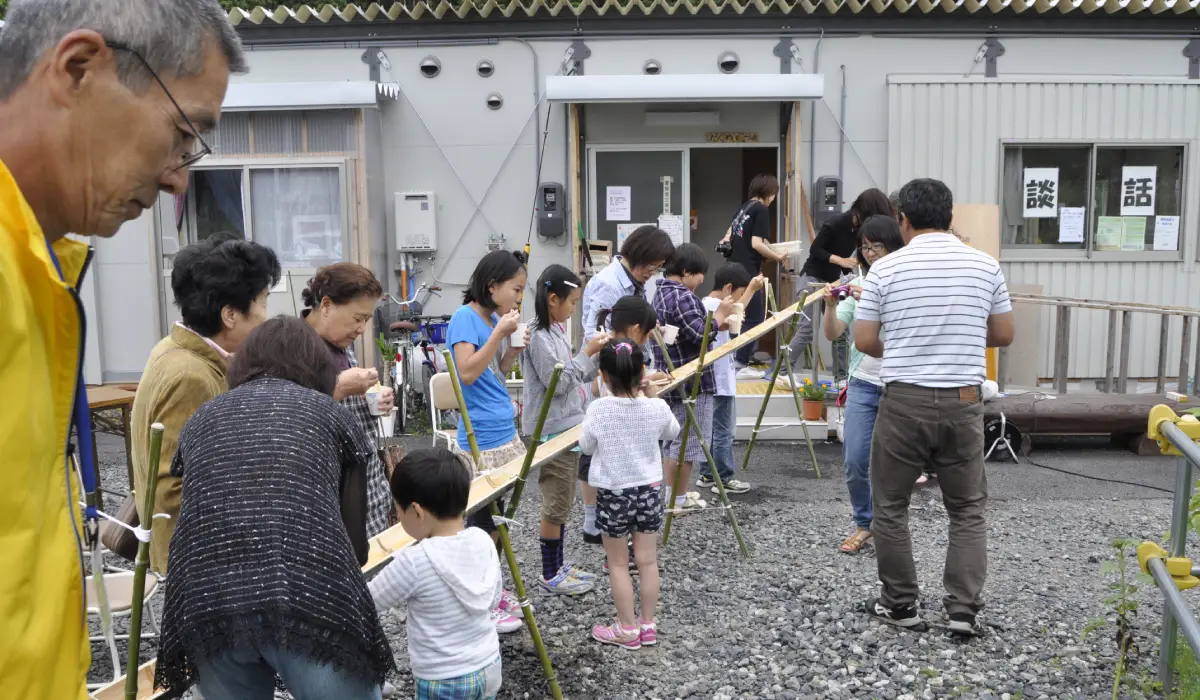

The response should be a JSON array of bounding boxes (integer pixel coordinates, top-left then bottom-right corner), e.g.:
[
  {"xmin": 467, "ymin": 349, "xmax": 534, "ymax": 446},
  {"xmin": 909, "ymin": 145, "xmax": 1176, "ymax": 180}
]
[{"xmin": 446, "ymin": 249, "xmax": 529, "ymax": 634}]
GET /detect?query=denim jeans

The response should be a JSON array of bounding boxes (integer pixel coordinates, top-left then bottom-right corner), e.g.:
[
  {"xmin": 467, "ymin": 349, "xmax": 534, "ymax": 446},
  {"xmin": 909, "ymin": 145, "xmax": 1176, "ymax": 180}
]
[
  {"xmin": 709, "ymin": 395, "xmax": 737, "ymax": 483},
  {"xmin": 843, "ymin": 377, "xmax": 881, "ymax": 529},
  {"xmin": 195, "ymin": 645, "xmax": 383, "ymax": 700}
]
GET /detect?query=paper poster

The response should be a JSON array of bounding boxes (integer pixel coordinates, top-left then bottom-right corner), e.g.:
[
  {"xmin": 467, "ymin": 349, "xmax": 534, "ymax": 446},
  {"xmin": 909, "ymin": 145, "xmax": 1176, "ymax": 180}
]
[
  {"xmin": 658, "ymin": 214, "xmax": 686, "ymax": 247},
  {"xmin": 1022, "ymin": 168, "xmax": 1059, "ymax": 218},
  {"xmin": 1120, "ymin": 216, "xmax": 1147, "ymax": 251},
  {"xmin": 616, "ymin": 222, "xmax": 651, "ymax": 250},
  {"xmin": 689, "ymin": 209, "xmax": 699, "ymax": 232},
  {"xmin": 1057, "ymin": 207, "xmax": 1085, "ymax": 243},
  {"xmin": 1120, "ymin": 166, "xmax": 1157, "ymax": 216},
  {"xmin": 605, "ymin": 186, "xmax": 631, "ymax": 221},
  {"xmin": 1154, "ymin": 215, "xmax": 1181, "ymax": 252},
  {"xmin": 1095, "ymin": 216, "xmax": 1124, "ymax": 251}
]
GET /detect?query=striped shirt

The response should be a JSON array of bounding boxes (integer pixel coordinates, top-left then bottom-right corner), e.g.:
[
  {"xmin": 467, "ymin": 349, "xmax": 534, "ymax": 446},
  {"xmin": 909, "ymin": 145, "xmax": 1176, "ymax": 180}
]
[{"xmin": 856, "ymin": 233, "xmax": 1011, "ymax": 388}]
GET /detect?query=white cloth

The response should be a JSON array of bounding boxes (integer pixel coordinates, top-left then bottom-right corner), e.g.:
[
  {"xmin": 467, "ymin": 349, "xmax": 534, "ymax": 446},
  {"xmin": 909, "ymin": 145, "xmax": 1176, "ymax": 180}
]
[
  {"xmin": 369, "ymin": 527, "xmax": 501, "ymax": 681},
  {"xmin": 701, "ymin": 296, "xmax": 736, "ymax": 397},
  {"xmin": 856, "ymin": 233, "xmax": 1012, "ymax": 388},
  {"xmin": 579, "ymin": 396, "xmax": 680, "ymax": 490}
]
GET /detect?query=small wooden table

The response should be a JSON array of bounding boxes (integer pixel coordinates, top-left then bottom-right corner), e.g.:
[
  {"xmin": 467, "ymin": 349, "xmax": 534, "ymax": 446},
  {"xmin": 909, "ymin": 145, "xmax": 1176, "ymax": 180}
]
[{"xmin": 86, "ymin": 385, "xmax": 137, "ymax": 497}]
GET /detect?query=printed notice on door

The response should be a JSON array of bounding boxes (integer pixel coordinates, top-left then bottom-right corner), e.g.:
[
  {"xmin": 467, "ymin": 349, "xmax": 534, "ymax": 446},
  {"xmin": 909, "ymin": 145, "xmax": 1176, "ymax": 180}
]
[
  {"xmin": 1120, "ymin": 166, "xmax": 1157, "ymax": 216},
  {"xmin": 1022, "ymin": 168, "xmax": 1059, "ymax": 218},
  {"xmin": 1153, "ymin": 215, "xmax": 1180, "ymax": 252},
  {"xmin": 1057, "ymin": 207, "xmax": 1085, "ymax": 243},
  {"xmin": 1095, "ymin": 216, "xmax": 1124, "ymax": 251},
  {"xmin": 658, "ymin": 214, "xmax": 686, "ymax": 247},
  {"xmin": 606, "ymin": 186, "xmax": 631, "ymax": 221}
]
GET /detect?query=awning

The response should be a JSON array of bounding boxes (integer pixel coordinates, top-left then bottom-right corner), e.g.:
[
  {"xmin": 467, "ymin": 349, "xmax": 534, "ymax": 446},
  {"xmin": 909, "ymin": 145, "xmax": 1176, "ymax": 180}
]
[
  {"xmin": 545, "ymin": 73, "xmax": 824, "ymax": 104},
  {"xmin": 221, "ymin": 81, "xmax": 398, "ymax": 111}
]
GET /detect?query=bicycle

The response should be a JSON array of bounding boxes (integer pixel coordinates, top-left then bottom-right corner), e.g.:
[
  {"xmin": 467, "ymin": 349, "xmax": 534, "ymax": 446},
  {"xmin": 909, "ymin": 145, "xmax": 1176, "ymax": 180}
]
[{"xmin": 375, "ymin": 284, "xmax": 449, "ymax": 433}]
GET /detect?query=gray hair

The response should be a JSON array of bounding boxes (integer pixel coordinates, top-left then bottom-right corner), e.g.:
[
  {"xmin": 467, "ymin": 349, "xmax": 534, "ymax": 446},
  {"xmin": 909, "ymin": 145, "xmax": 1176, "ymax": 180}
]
[
  {"xmin": 0, "ymin": 0, "xmax": 246, "ymax": 100},
  {"xmin": 888, "ymin": 190, "xmax": 901, "ymax": 215}
]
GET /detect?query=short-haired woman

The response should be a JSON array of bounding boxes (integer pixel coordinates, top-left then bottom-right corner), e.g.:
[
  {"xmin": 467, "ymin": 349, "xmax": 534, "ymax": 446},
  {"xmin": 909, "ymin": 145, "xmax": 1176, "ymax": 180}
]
[
  {"xmin": 720, "ymin": 174, "xmax": 789, "ymax": 369},
  {"xmin": 580, "ymin": 224, "xmax": 675, "ymax": 343},
  {"xmin": 130, "ymin": 236, "xmax": 280, "ymax": 573},
  {"xmin": 156, "ymin": 316, "xmax": 394, "ymax": 700},
  {"xmin": 303, "ymin": 262, "xmax": 395, "ymax": 537}
]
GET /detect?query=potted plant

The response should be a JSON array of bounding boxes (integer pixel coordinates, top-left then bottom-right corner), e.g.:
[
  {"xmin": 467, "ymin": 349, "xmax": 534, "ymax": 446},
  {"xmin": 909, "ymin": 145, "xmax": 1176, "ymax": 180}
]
[
  {"xmin": 375, "ymin": 332, "xmax": 395, "ymax": 389},
  {"xmin": 800, "ymin": 378, "xmax": 826, "ymax": 422}
]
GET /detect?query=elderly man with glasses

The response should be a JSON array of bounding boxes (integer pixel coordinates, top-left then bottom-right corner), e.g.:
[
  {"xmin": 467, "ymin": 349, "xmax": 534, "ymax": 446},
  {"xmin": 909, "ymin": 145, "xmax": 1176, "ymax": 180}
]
[{"xmin": 0, "ymin": 1, "xmax": 244, "ymax": 697}]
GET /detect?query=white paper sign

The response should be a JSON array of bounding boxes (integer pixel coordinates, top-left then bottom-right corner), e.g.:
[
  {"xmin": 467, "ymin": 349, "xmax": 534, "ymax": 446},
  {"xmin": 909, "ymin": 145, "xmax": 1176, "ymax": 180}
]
[
  {"xmin": 605, "ymin": 186, "xmax": 631, "ymax": 221},
  {"xmin": 657, "ymin": 214, "xmax": 686, "ymax": 247},
  {"xmin": 1057, "ymin": 207, "xmax": 1086, "ymax": 243},
  {"xmin": 1154, "ymin": 215, "xmax": 1180, "ymax": 252},
  {"xmin": 1120, "ymin": 166, "xmax": 1157, "ymax": 216},
  {"xmin": 616, "ymin": 222, "xmax": 651, "ymax": 250},
  {"xmin": 1022, "ymin": 168, "xmax": 1059, "ymax": 218}
]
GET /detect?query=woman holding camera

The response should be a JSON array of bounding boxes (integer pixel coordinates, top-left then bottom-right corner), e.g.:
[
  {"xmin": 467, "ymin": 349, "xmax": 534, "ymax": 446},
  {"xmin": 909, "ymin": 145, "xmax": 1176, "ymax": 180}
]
[{"xmin": 819, "ymin": 215, "xmax": 905, "ymax": 554}]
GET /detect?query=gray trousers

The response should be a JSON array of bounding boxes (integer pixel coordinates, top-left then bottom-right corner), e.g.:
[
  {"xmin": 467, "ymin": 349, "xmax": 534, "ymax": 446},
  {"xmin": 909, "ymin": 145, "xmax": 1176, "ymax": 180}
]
[
  {"xmin": 870, "ymin": 383, "xmax": 987, "ymax": 616},
  {"xmin": 784, "ymin": 274, "xmax": 849, "ymax": 377}
]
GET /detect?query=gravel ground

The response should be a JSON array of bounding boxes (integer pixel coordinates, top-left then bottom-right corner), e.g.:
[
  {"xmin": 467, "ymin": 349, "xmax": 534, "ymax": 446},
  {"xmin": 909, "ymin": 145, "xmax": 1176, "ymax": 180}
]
[{"xmin": 87, "ymin": 431, "xmax": 1188, "ymax": 699}]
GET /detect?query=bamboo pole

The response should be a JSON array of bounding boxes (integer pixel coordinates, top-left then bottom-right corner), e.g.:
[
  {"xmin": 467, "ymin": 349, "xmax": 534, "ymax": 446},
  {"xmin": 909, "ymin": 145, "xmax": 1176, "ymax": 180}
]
[
  {"xmin": 440, "ymin": 350, "xmax": 564, "ymax": 700},
  {"xmin": 651, "ymin": 323, "xmax": 750, "ymax": 559},
  {"xmin": 780, "ymin": 344, "xmax": 822, "ymax": 480},
  {"xmin": 661, "ymin": 312, "xmax": 713, "ymax": 546},
  {"xmin": 505, "ymin": 364, "xmax": 563, "ymax": 520},
  {"xmin": 125, "ymin": 423, "xmax": 164, "ymax": 700},
  {"xmin": 741, "ymin": 310, "xmax": 802, "ymax": 473}
]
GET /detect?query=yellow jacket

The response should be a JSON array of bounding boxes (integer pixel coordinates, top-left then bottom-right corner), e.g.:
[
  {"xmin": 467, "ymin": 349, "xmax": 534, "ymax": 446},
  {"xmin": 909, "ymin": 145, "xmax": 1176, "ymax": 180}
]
[
  {"xmin": 0, "ymin": 158, "xmax": 90, "ymax": 698},
  {"xmin": 131, "ymin": 325, "xmax": 228, "ymax": 574}
]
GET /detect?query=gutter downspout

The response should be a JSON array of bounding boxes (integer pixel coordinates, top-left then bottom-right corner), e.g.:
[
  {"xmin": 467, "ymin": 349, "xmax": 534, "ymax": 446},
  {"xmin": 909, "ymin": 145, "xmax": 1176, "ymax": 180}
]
[
  {"xmin": 838, "ymin": 64, "xmax": 846, "ymax": 188},
  {"xmin": 807, "ymin": 29, "xmax": 823, "ymax": 207},
  {"xmin": 509, "ymin": 38, "xmax": 542, "ymax": 201}
]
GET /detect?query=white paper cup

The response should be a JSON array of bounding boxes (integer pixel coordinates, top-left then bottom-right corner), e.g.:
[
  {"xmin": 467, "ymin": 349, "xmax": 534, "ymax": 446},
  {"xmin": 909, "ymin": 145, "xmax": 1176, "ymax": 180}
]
[
  {"xmin": 661, "ymin": 324, "xmax": 679, "ymax": 345},
  {"xmin": 378, "ymin": 408, "xmax": 397, "ymax": 438},
  {"xmin": 511, "ymin": 322, "xmax": 528, "ymax": 348},
  {"xmin": 365, "ymin": 389, "xmax": 384, "ymax": 416},
  {"xmin": 727, "ymin": 314, "xmax": 743, "ymax": 334},
  {"xmin": 732, "ymin": 302, "xmax": 745, "ymax": 316}
]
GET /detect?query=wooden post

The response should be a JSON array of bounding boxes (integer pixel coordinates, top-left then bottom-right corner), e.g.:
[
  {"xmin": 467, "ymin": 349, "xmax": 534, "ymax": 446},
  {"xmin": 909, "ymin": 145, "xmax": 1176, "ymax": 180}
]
[
  {"xmin": 1157, "ymin": 314, "xmax": 1171, "ymax": 395},
  {"xmin": 567, "ymin": 103, "xmax": 583, "ymax": 274},
  {"xmin": 997, "ymin": 346, "xmax": 1009, "ymax": 393},
  {"xmin": 1118, "ymin": 310, "xmax": 1133, "ymax": 394},
  {"xmin": 1179, "ymin": 316, "xmax": 1193, "ymax": 398},
  {"xmin": 1103, "ymin": 308, "xmax": 1120, "ymax": 394},
  {"xmin": 1053, "ymin": 305, "xmax": 1071, "ymax": 396}
]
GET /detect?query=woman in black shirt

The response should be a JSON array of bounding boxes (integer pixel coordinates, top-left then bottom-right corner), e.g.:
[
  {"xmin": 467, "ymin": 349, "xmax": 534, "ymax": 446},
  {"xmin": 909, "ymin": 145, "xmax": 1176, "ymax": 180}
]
[{"xmin": 721, "ymin": 174, "xmax": 788, "ymax": 367}]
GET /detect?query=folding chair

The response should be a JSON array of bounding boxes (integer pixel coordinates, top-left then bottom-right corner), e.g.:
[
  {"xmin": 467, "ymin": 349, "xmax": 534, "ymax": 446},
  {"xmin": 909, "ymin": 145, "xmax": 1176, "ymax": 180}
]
[
  {"xmin": 86, "ymin": 568, "xmax": 162, "ymax": 689},
  {"xmin": 428, "ymin": 372, "xmax": 458, "ymax": 449}
]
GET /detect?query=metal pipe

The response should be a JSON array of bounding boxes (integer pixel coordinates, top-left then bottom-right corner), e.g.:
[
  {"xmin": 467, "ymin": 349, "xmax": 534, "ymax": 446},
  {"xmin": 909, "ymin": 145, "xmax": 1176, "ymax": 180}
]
[
  {"xmin": 837, "ymin": 64, "xmax": 846, "ymax": 187},
  {"xmin": 1162, "ymin": 422, "xmax": 1200, "ymax": 470},
  {"xmin": 1118, "ymin": 310, "xmax": 1133, "ymax": 394},
  {"xmin": 1158, "ymin": 453, "xmax": 1194, "ymax": 688},
  {"xmin": 997, "ymin": 346, "xmax": 1008, "ymax": 394},
  {"xmin": 508, "ymin": 38, "xmax": 543, "ymax": 195},
  {"xmin": 1150, "ymin": 557, "xmax": 1200, "ymax": 655},
  {"xmin": 1181, "ymin": 315, "xmax": 1193, "ymax": 397},
  {"xmin": 1103, "ymin": 308, "xmax": 1118, "ymax": 394},
  {"xmin": 807, "ymin": 29, "xmax": 824, "ymax": 214},
  {"xmin": 1194, "ymin": 316, "xmax": 1200, "ymax": 395},
  {"xmin": 1158, "ymin": 314, "xmax": 1172, "ymax": 395}
]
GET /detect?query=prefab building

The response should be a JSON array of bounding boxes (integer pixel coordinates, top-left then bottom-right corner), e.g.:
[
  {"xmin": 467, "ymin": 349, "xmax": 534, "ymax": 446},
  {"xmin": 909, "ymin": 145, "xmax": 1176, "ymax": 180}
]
[{"xmin": 77, "ymin": 2, "xmax": 1200, "ymax": 386}]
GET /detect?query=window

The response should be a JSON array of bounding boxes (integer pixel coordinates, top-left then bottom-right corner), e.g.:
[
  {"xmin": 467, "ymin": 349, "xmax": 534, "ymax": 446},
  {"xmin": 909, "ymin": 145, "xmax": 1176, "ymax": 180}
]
[
  {"xmin": 1000, "ymin": 143, "xmax": 1184, "ymax": 256},
  {"xmin": 183, "ymin": 166, "xmax": 345, "ymax": 268}
]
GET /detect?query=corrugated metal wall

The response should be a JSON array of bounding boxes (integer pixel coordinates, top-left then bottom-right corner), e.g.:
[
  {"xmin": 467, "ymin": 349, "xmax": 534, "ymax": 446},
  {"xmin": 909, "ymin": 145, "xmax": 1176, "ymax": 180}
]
[{"xmin": 888, "ymin": 77, "xmax": 1200, "ymax": 381}]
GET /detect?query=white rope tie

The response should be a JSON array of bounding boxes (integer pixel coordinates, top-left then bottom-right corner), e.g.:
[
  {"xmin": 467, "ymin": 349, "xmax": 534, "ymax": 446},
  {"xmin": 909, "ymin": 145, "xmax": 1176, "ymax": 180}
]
[
  {"xmin": 492, "ymin": 515, "xmax": 522, "ymax": 529},
  {"xmin": 84, "ymin": 503, "xmax": 171, "ymax": 543}
]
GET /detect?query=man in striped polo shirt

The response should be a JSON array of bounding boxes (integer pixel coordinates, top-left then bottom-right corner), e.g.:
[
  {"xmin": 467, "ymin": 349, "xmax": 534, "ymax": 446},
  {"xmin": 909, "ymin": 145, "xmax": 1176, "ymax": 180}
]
[{"xmin": 853, "ymin": 178, "xmax": 1014, "ymax": 636}]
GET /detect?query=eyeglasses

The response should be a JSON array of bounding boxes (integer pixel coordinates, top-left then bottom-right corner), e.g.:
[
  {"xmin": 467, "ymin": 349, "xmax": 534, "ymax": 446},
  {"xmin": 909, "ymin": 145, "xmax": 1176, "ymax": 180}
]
[
  {"xmin": 105, "ymin": 41, "xmax": 213, "ymax": 170},
  {"xmin": 863, "ymin": 242, "xmax": 887, "ymax": 254}
]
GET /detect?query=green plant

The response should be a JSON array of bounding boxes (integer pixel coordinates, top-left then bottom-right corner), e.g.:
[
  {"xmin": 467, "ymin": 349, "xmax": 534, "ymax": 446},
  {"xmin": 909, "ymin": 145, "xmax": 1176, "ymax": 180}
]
[
  {"xmin": 375, "ymin": 331, "xmax": 390, "ymax": 360},
  {"xmin": 1169, "ymin": 645, "xmax": 1200, "ymax": 699},
  {"xmin": 1082, "ymin": 538, "xmax": 1144, "ymax": 700},
  {"xmin": 800, "ymin": 378, "xmax": 826, "ymax": 401}
]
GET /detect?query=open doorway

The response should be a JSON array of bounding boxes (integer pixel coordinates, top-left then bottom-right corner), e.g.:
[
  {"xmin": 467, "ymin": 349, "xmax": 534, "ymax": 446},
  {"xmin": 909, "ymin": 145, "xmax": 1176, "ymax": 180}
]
[{"xmin": 689, "ymin": 145, "xmax": 779, "ymax": 355}]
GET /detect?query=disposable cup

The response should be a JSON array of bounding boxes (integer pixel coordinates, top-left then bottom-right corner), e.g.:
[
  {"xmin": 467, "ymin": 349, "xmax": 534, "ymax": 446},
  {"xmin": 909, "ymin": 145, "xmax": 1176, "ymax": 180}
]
[
  {"xmin": 661, "ymin": 324, "xmax": 679, "ymax": 345},
  {"xmin": 727, "ymin": 314, "xmax": 743, "ymax": 334},
  {"xmin": 511, "ymin": 322, "xmax": 528, "ymax": 348},
  {"xmin": 378, "ymin": 408, "xmax": 397, "ymax": 438},
  {"xmin": 365, "ymin": 387, "xmax": 385, "ymax": 416}
]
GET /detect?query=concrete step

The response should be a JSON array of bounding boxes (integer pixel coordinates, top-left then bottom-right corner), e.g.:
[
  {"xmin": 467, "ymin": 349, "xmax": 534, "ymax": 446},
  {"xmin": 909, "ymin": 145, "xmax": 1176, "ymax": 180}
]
[{"xmin": 734, "ymin": 416, "xmax": 831, "ymax": 441}]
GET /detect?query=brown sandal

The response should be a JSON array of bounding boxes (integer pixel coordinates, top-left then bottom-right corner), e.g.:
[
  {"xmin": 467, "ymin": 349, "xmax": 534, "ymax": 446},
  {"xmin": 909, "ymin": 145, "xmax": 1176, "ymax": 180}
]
[{"xmin": 839, "ymin": 528, "xmax": 873, "ymax": 553}]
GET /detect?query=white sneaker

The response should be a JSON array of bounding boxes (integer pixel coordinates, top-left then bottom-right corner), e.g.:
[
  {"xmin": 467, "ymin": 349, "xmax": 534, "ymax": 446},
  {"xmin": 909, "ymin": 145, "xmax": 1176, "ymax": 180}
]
[
  {"xmin": 715, "ymin": 479, "xmax": 751, "ymax": 495},
  {"xmin": 670, "ymin": 493, "xmax": 708, "ymax": 515},
  {"xmin": 736, "ymin": 366, "xmax": 766, "ymax": 380},
  {"xmin": 381, "ymin": 681, "xmax": 398, "ymax": 698}
]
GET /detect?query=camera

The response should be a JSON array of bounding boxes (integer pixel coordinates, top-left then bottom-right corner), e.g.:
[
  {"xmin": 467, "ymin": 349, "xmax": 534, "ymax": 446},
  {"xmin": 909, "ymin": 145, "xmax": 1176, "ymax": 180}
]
[{"xmin": 715, "ymin": 240, "xmax": 733, "ymax": 258}]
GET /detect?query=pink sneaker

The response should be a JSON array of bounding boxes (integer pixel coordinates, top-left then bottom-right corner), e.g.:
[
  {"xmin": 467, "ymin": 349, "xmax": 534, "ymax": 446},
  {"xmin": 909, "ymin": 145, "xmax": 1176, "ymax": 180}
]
[
  {"xmin": 490, "ymin": 608, "xmax": 523, "ymax": 634},
  {"xmin": 591, "ymin": 621, "xmax": 641, "ymax": 649},
  {"xmin": 639, "ymin": 620, "xmax": 657, "ymax": 646},
  {"xmin": 498, "ymin": 590, "xmax": 526, "ymax": 619}
]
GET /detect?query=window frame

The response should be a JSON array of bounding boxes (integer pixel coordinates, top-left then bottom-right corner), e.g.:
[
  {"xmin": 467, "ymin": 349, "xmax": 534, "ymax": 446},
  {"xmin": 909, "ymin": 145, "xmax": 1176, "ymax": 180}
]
[
  {"xmin": 998, "ymin": 139, "xmax": 1187, "ymax": 264},
  {"xmin": 185, "ymin": 157, "xmax": 350, "ymax": 269}
]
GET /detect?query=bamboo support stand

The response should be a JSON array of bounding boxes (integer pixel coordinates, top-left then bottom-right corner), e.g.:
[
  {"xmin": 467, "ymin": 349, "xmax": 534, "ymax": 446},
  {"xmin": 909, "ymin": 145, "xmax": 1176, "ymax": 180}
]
[
  {"xmin": 740, "ymin": 293, "xmax": 821, "ymax": 479},
  {"xmin": 124, "ymin": 423, "xmax": 164, "ymax": 700},
  {"xmin": 656, "ymin": 313, "xmax": 751, "ymax": 559},
  {"xmin": 441, "ymin": 350, "xmax": 564, "ymax": 700},
  {"xmin": 505, "ymin": 364, "xmax": 564, "ymax": 520}
]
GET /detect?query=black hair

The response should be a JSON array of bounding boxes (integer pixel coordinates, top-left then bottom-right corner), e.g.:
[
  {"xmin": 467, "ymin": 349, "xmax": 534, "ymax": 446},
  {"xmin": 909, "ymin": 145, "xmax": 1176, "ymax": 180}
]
[
  {"xmin": 857, "ymin": 215, "xmax": 906, "ymax": 274},
  {"xmin": 302, "ymin": 262, "xmax": 383, "ymax": 309},
  {"xmin": 596, "ymin": 295, "xmax": 657, "ymax": 336},
  {"xmin": 897, "ymin": 178, "xmax": 955, "ymax": 232},
  {"xmin": 597, "ymin": 338, "xmax": 645, "ymax": 397},
  {"xmin": 533, "ymin": 264, "xmax": 581, "ymax": 331},
  {"xmin": 712, "ymin": 262, "xmax": 752, "ymax": 294},
  {"xmin": 227, "ymin": 316, "xmax": 337, "ymax": 396},
  {"xmin": 463, "ymin": 250, "xmax": 527, "ymax": 309},
  {"xmin": 747, "ymin": 174, "xmax": 780, "ymax": 201},
  {"xmin": 171, "ymin": 238, "xmax": 281, "ymax": 337},
  {"xmin": 848, "ymin": 188, "xmax": 895, "ymax": 231},
  {"xmin": 619, "ymin": 225, "xmax": 675, "ymax": 268},
  {"xmin": 662, "ymin": 242, "xmax": 708, "ymax": 278},
  {"xmin": 389, "ymin": 447, "xmax": 471, "ymax": 519}
]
